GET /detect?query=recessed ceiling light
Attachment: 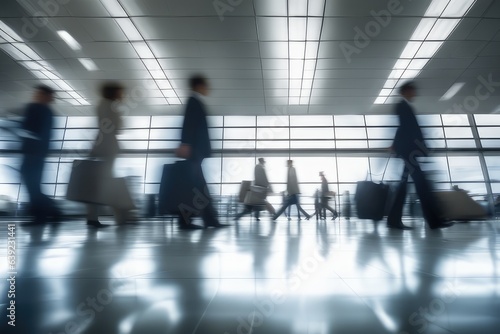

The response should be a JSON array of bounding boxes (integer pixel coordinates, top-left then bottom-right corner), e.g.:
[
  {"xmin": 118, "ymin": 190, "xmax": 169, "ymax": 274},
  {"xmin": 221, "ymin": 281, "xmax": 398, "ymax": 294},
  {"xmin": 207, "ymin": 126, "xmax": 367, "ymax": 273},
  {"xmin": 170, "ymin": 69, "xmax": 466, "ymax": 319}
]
[
  {"xmin": 57, "ymin": 31, "xmax": 82, "ymax": 51},
  {"xmin": 0, "ymin": 20, "xmax": 23, "ymax": 42},
  {"xmin": 116, "ymin": 18, "xmax": 142, "ymax": 41},
  {"xmin": 410, "ymin": 18, "xmax": 436, "ymax": 40},
  {"xmin": 100, "ymin": 0, "xmax": 127, "ymax": 17},
  {"xmin": 440, "ymin": 82, "xmax": 465, "ymax": 100},
  {"xmin": 78, "ymin": 58, "xmax": 99, "ymax": 71},
  {"xmin": 442, "ymin": 0, "xmax": 476, "ymax": 17},
  {"xmin": 132, "ymin": 41, "xmax": 154, "ymax": 58},
  {"xmin": 426, "ymin": 18, "xmax": 460, "ymax": 40}
]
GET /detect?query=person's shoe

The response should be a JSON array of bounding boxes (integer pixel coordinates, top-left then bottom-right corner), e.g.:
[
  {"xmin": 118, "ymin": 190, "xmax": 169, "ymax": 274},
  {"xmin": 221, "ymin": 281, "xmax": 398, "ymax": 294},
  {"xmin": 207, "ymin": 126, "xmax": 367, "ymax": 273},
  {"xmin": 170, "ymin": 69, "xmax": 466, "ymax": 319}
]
[
  {"xmin": 387, "ymin": 222, "xmax": 413, "ymax": 230},
  {"xmin": 429, "ymin": 221, "xmax": 455, "ymax": 230},
  {"xmin": 179, "ymin": 223, "xmax": 204, "ymax": 230},
  {"xmin": 205, "ymin": 221, "xmax": 230, "ymax": 228},
  {"xmin": 287, "ymin": 217, "xmax": 292, "ymax": 221},
  {"xmin": 87, "ymin": 220, "xmax": 109, "ymax": 228},
  {"xmin": 256, "ymin": 218, "xmax": 261, "ymax": 221}
]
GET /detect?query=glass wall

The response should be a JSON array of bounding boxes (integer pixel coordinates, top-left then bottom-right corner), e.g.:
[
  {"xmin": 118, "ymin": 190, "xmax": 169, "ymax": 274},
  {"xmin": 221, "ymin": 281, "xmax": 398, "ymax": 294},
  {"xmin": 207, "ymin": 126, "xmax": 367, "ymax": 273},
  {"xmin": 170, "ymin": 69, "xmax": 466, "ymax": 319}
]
[{"xmin": 0, "ymin": 114, "xmax": 496, "ymax": 214}]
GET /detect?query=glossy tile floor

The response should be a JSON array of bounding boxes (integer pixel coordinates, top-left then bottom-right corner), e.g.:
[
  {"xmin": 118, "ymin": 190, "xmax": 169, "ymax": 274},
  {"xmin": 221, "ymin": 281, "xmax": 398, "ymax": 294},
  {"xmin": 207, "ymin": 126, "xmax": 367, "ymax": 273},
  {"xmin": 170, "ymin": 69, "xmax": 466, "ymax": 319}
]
[{"xmin": 1, "ymin": 216, "xmax": 499, "ymax": 334}]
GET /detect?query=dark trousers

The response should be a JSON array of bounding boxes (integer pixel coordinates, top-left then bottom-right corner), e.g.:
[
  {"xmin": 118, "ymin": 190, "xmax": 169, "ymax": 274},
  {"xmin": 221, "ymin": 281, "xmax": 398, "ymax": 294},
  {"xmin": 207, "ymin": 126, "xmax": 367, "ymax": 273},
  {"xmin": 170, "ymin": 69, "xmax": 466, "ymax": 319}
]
[
  {"xmin": 388, "ymin": 157, "xmax": 442, "ymax": 227},
  {"xmin": 20, "ymin": 154, "xmax": 58, "ymax": 222},
  {"xmin": 275, "ymin": 194, "xmax": 310, "ymax": 219},
  {"xmin": 320, "ymin": 198, "xmax": 337, "ymax": 219},
  {"xmin": 178, "ymin": 161, "xmax": 218, "ymax": 226}
]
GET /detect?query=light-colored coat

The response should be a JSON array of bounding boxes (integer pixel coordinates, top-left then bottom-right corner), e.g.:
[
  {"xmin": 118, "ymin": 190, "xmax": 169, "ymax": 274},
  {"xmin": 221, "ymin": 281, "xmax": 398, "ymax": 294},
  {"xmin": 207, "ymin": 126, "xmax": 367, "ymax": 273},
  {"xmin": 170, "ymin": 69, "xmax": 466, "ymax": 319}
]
[
  {"xmin": 90, "ymin": 99, "xmax": 123, "ymax": 160},
  {"xmin": 287, "ymin": 166, "xmax": 300, "ymax": 195}
]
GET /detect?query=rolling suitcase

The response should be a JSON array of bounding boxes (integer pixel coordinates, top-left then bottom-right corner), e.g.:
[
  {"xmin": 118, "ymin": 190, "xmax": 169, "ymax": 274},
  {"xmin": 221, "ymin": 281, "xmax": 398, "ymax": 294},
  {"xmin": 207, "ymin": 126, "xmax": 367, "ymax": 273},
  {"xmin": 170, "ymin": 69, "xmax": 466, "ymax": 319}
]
[
  {"xmin": 435, "ymin": 190, "xmax": 487, "ymax": 221},
  {"xmin": 355, "ymin": 158, "xmax": 390, "ymax": 221},
  {"xmin": 158, "ymin": 161, "xmax": 197, "ymax": 215}
]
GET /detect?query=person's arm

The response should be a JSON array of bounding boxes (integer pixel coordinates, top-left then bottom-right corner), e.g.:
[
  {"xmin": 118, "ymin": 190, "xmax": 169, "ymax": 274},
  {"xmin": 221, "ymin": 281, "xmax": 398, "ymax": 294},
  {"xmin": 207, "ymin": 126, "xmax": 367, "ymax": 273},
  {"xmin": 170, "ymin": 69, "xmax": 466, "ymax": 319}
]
[
  {"xmin": 391, "ymin": 102, "xmax": 405, "ymax": 151},
  {"xmin": 178, "ymin": 98, "xmax": 200, "ymax": 159},
  {"xmin": 20, "ymin": 106, "xmax": 41, "ymax": 140}
]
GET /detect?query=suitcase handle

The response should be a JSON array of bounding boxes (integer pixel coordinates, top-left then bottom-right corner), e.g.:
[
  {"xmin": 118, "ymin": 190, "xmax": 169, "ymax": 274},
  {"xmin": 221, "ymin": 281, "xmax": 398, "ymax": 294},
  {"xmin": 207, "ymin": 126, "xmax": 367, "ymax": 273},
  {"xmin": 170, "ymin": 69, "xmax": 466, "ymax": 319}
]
[{"xmin": 366, "ymin": 156, "xmax": 391, "ymax": 182}]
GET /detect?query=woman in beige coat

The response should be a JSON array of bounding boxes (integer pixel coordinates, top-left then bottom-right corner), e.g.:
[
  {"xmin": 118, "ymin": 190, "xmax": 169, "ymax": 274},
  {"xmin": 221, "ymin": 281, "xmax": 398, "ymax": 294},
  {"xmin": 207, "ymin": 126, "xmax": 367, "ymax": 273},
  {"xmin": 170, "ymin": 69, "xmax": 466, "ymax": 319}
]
[{"xmin": 86, "ymin": 83, "xmax": 126, "ymax": 227}]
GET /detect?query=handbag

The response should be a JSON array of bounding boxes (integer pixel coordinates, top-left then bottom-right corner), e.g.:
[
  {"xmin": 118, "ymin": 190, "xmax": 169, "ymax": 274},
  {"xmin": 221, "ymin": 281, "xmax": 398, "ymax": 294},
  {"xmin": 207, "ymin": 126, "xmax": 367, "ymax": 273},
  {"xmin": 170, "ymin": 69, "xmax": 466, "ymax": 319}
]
[{"xmin": 66, "ymin": 159, "xmax": 135, "ymax": 210}]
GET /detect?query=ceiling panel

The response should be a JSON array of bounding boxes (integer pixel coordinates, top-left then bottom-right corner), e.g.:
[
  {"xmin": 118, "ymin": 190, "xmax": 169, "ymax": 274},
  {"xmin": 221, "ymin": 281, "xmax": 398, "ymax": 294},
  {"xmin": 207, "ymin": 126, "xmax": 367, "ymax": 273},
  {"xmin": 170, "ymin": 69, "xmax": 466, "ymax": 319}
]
[
  {"xmin": 148, "ymin": 40, "xmax": 201, "ymax": 58},
  {"xmin": 465, "ymin": 18, "xmax": 500, "ymax": 40},
  {"xmin": 0, "ymin": 0, "xmax": 499, "ymax": 116},
  {"xmin": 133, "ymin": 17, "xmax": 257, "ymax": 40},
  {"xmin": 64, "ymin": 0, "xmax": 110, "ymax": 17},
  {"xmin": 480, "ymin": 41, "xmax": 500, "ymax": 55},
  {"xmin": 324, "ymin": 0, "xmax": 432, "ymax": 17}
]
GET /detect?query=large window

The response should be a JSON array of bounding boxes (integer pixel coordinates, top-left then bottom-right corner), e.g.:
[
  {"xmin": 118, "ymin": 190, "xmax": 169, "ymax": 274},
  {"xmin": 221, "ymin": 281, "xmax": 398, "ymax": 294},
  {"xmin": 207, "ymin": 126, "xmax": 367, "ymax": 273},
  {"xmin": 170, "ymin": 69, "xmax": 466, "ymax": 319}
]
[{"xmin": 0, "ymin": 114, "xmax": 497, "ymax": 211}]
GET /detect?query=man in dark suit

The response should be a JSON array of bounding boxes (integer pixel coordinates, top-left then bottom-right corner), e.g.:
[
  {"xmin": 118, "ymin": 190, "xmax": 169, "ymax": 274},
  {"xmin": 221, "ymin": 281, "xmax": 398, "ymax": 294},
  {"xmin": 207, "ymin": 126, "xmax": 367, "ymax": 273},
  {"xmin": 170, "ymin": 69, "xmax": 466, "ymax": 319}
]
[
  {"xmin": 175, "ymin": 75, "xmax": 228, "ymax": 230},
  {"xmin": 388, "ymin": 81, "xmax": 453, "ymax": 230},
  {"xmin": 20, "ymin": 85, "xmax": 61, "ymax": 225}
]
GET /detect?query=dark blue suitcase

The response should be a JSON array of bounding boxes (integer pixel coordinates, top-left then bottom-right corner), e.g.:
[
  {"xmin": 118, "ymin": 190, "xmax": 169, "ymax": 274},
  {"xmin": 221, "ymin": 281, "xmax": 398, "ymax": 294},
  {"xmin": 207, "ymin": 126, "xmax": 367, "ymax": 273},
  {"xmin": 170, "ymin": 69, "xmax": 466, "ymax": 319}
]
[
  {"xmin": 158, "ymin": 161, "xmax": 196, "ymax": 215},
  {"xmin": 355, "ymin": 181, "xmax": 389, "ymax": 221}
]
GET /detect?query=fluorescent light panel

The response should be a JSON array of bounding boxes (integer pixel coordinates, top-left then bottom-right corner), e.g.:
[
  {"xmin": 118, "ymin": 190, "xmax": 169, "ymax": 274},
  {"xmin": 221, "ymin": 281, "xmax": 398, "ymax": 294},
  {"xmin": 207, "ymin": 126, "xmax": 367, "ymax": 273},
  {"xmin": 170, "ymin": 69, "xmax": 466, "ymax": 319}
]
[
  {"xmin": 0, "ymin": 21, "xmax": 90, "ymax": 105},
  {"xmin": 442, "ymin": 0, "xmax": 476, "ymax": 17},
  {"xmin": 374, "ymin": 0, "xmax": 476, "ymax": 104},
  {"xmin": 57, "ymin": 30, "xmax": 81, "ymax": 51},
  {"xmin": 100, "ymin": 0, "xmax": 127, "ymax": 17},
  {"xmin": 288, "ymin": 0, "xmax": 308, "ymax": 16},
  {"xmin": 410, "ymin": 18, "xmax": 436, "ymax": 40},
  {"xmin": 426, "ymin": 19, "xmax": 460, "ymax": 40},
  {"xmin": 116, "ymin": 18, "xmax": 142, "ymax": 41},
  {"xmin": 78, "ymin": 58, "xmax": 99, "ymax": 71},
  {"xmin": 425, "ymin": 0, "xmax": 450, "ymax": 17},
  {"xmin": 415, "ymin": 41, "xmax": 443, "ymax": 57},
  {"xmin": 132, "ymin": 41, "xmax": 154, "ymax": 58},
  {"xmin": 0, "ymin": 44, "xmax": 30, "ymax": 60},
  {"xmin": 0, "ymin": 21, "xmax": 23, "ymax": 42},
  {"xmin": 440, "ymin": 82, "xmax": 465, "ymax": 100}
]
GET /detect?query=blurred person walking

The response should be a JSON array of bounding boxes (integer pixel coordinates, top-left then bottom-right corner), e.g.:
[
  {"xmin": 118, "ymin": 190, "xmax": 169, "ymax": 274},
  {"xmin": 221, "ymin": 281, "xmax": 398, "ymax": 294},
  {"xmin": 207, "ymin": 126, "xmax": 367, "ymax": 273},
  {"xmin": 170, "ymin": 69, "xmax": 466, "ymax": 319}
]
[
  {"xmin": 175, "ymin": 75, "xmax": 228, "ymax": 230},
  {"xmin": 273, "ymin": 160, "xmax": 311, "ymax": 221},
  {"xmin": 387, "ymin": 81, "xmax": 453, "ymax": 230},
  {"xmin": 318, "ymin": 171, "xmax": 338, "ymax": 220},
  {"xmin": 20, "ymin": 85, "xmax": 61, "ymax": 225},
  {"xmin": 86, "ymin": 82, "xmax": 129, "ymax": 228}
]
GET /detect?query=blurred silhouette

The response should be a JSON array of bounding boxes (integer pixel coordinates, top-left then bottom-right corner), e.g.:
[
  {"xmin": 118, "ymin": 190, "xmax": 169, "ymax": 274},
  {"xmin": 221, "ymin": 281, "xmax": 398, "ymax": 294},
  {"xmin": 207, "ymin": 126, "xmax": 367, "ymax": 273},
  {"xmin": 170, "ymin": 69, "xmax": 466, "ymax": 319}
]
[
  {"xmin": 86, "ymin": 82, "xmax": 128, "ymax": 228},
  {"xmin": 343, "ymin": 190, "xmax": 351, "ymax": 220},
  {"xmin": 273, "ymin": 160, "xmax": 311, "ymax": 221},
  {"xmin": 316, "ymin": 171, "xmax": 338, "ymax": 220},
  {"xmin": 19, "ymin": 85, "xmax": 61, "ymax": 225},
  {"xmin": 175, "ymin": 75, "xmax": 228, "ymax": 230},
  {"xmin": 388, "ymin": 81, "xmax": 453, "ymax": 230},
  {"xmin": 234, "ymin": 158, "xmax": 275, "ymax": 221}
]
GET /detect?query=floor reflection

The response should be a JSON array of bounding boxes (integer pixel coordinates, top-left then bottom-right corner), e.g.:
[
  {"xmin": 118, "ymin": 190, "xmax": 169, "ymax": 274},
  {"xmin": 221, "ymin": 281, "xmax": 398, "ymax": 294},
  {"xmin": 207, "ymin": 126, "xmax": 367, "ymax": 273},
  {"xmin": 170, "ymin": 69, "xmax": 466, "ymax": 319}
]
[{"xmin": 0, "ymin": 217, "xmax": 499, "ymax": 333}]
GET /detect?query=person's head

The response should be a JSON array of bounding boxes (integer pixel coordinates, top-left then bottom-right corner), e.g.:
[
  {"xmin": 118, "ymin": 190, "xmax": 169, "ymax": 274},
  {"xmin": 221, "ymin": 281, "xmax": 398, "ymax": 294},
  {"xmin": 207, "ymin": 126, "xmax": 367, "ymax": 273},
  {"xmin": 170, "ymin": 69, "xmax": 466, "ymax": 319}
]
[
  {"xmin": 189, "ymin": 74, "xmax": 209, "ymax": 96},
  {"xmin": 399, "ymin": 81, "xmax": 417, "ymax": 102},
  {"xmin": 319, "ymin": 171, "xmax": 325, "ymax": 178},
  {"xmin": 101, "ymin": 82, "xmax": 124, "ymax": 101},
  {"xmin": 33, "ymin": 85, "xmax": 55, "ymax": 104},
  {"xmin": 258, "ymin": 158, "xmax": 265, "ymax": 165},
  {"xmin": 287, "ymin": 159, "xmax": 293, "ymax": 167}
]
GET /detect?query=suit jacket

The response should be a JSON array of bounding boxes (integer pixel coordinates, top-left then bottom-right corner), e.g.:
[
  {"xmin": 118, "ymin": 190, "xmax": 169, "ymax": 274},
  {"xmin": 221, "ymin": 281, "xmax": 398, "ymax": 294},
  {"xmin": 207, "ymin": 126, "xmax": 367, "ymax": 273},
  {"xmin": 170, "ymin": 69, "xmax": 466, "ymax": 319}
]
[
  {"xmin": 254, "ymin": 163, "xmax": 269, "ymax": 188},
  {"xmin": 287, "ymin": 166, "xmax": 300, "ymax": 195},
  {"xmin": 181, "ymin": 95, "xmax": 212, "ymax": 163},
  {"xmin": 392, "ymin": 99, "xmax": 428, "ymax": 159},
  {"xmin": 321, "ymin": 177, "xmax": 329, "ymax": 197},
  {"xmin": 21, "ymin": 103, "xmax": 53, "ymax": 157},
  {"xmin": 90, "ymin": 99, "xmax": 123, "ymax": 160}
]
